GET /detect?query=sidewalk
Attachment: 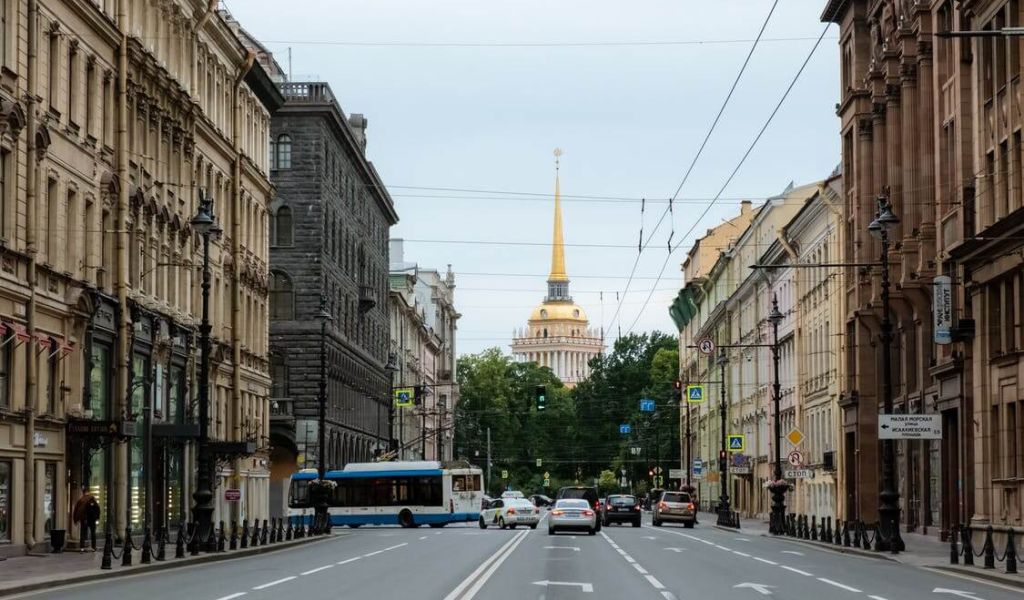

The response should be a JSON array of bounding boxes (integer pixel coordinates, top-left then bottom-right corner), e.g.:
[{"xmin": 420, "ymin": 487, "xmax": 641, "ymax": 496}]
[
  {"xmin": 0, "ymin": 533, "xmax": 335, "ymax": 597},
  {"xmin": 711, "ymin": 512, "xmax": 1024, "ymax": 589}
]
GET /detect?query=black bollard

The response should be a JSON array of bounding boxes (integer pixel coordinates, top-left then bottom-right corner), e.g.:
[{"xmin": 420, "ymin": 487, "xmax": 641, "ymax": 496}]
[
  {"xmin": 270, "ymin": 518, "xmax": 278, "ymax": 543},
  {"xmin": 984, "ymin": 526, "xmax": 996, "ymax": 569},
  {"xmin": 189, "ymin": 523, "xmax": 200, "ymax": 556},
  {"xmin": 963, "ymin": 526, "xmax": 975, "ymax": 567},
  {"xmin": 870, "ymin": 522, "xmax": 880, "ymax": 551},
  {"xmin": 853, "ymin": 520, "xmax": 862, "ymax": 547},
  {"xmin": 241, "ymin": 520, "xmax": 250, "ymax": 549},
  {"xmin": 286, "ymin": 516, "xmax": 293, "ymax": 541},
  {"xmin": 843, "ymin": 520, "xmax": 851, "ymax": 547},
  {"xmin": 218, "ymin": 521, "xmax": 227, "ymax": 552},
  {"xmin": 156, "ymin": 527, "xmax": 167, "ymax": 561},
  {"xmin": 122, "ymin": 526, "xmax": 134, "ymax": 567},
  {"xmin": 826, "ymin": 517, "xmax": 833, "ymax": 543},
  {"xmin": 206, "ymin": 521, "xmax": 217, "ymax": 553},
  {"xmin": 251, "ymin": 520, "xmax": 260, "ymax": 547},
  {"xmin": 820, "ymin": 518, "xmax": 826, "ymax": 541},
  {"xmin": 230, "ymin": 521, "xmax": 238, "ymax": 551},
  {"xmin": 950, "ymin": 526, "xmax": 960, "ymax": 565},
  {"xmin": 175, "ymin": 523, "xmax": 186, "ymax": 559},
  {"xmin": 298, "ymin": 518, "xmax": 305, "ymax": 539},
  {"xmin": 278, "ymin": 517, "xmax": 285, "ymax": 542},
  {"xmin": 803, "ymin": 516, "xmax": 810, "ymax": 540},
  {"xmin": 101, "ymin": 524, "xmax": 114, "ymax": 570},
  {"xmin": 261, "ymin": 520, "xmax": 269, "ymax": 545},
  {"xmin": 1006, "ymin": 529, "xmax": 1018, "ymax": 574},
  {"xmin": 141, "ymin": 526, "xmax": 152, "ymax": 564},
  {"xmin": 811, "ymin": 516, "xmax": 818, "ymax": 541}
]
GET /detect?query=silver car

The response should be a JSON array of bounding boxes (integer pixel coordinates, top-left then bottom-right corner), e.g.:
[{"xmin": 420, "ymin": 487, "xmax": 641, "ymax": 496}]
[{"xmin": 548, "ymin": 498, "xmax": 597, "ymax": 535}]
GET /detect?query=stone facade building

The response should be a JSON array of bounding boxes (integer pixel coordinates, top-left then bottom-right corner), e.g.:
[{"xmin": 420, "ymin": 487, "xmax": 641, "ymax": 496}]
[
  {"xmin": 388, "ymin": 240, "xmax": 459, "ymax": 462},
  {"xmin": 0, "ymin": 1, "xmax": 280, "ymax": 555},
  {"xmin": 262, "ymin": 77, "xmax": 398, "ymax": 518}
]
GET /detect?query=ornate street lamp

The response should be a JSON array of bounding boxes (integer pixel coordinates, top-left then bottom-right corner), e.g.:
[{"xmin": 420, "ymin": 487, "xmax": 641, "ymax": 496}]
[
  {"xmin": 869, "ymin": 187, "xmax": 903, "ymax": 553},
  {"xmin": 190, "ymin": 191, "xmax": 221, "ymax": 552},
  {"xmin": 314, "ymin": 296, "xmax": 332, "ymax": 534},
  {"xmin": 715, "ymin": 350, "xmax": 732, "ymax": 527},
  {"xmin": 767, "ymin": 295, "xmax": 787, "ymax": 535}
]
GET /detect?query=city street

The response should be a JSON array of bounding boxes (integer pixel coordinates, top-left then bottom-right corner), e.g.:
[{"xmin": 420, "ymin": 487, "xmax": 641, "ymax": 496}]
[{"xmin": 7, "ymin": 516, "xmax": 1022, "ymax": 600}]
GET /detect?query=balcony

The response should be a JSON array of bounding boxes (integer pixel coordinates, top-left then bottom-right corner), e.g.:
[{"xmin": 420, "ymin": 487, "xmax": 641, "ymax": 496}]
[
  {"xmin": 359, "ymin": 285, "xmax": 377, "ymax": 312},
  {"xmin": 279, "ymin": 82, "xmax": 336, "ymax": 105},
  {"xmin": 270, "ymin": 398, "xmax": 293, "ymax": 421}
]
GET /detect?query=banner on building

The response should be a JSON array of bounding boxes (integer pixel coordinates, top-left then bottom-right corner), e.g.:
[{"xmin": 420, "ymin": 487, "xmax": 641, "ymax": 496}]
[{"xmin": 934, "ymin": 275, "xmax": 953, "ymax": 345}]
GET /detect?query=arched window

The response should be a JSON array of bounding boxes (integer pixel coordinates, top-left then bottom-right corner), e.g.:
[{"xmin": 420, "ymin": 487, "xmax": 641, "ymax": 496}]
[
  {"xmin": 269, "ymin": 271, "xmax": 294, "ymax": 320},
  {"xmin": 276, "ymin": 134, "xmax": 292, "ymax": 169},
  {"xmin": 273, "ymin": 205, "xmax": 293, "ymax": 247},
  {"xmin": 543, "ymin": 328, "xmax": 548, "ymax": 338},
  {"xmin": 268, "ymin": 138, "xmax": 276, "ymax": 169}
]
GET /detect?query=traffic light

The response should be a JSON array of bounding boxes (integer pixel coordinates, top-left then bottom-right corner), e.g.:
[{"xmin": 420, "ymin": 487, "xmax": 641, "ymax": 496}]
[
  {"xmin": 414, "ymin": 385, "xmax": 426, "ymax": 406},
  {"xmin": 535, "ymin": 385, "xmax": 547, "ymax": 411},
  {"xmin": 719, "ymin": 449, "xmax": 728, "ymax": 473},
  {"xmin": 648, "ymin": 469, "xmax": 654, "ymax": 477},
  {"xmin": 673, "ymin": 379, "xmax": 683, "ymax": 402}
]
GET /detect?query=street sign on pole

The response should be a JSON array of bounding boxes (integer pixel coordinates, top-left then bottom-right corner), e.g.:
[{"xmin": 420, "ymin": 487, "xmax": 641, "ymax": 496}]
[
  {"xmin": 630, "ymin": 446, "xmax": 642, "ymax": 456},
  {"xmin": 784, "ymin": 469, "xmax": 813, "ymax": 479},
  {"xmin": 640, "ymin": 398, "xmax": 656, "ymax": 412},
  {"xmin": 501, "ymin": 470, "xmax": 509, "ymax": 479},
  {"xmin": 668, "ymin": 468, "xmax": 683, "ymax": 480},
  {"xmin": 786, "ymin": 428, "xmax": 805, "ymax": 447},
  {"xmin": 787, "ymin": 450, "xmax": 803, "ymax": 467},
  {"xmin": 536, "ymin": 458, "xmax": 543, "ymax": 467},
  {"xmin": 619, "ymin": 423, "xmax": 632, "ymax": 434},
  {"xmin": 878, "ymin": 414, "xmax": 942, "ymax": 439},
  {"xmin": 727, "ymin": 434, "xmax": 745, "ymax": 452},
  {"xmin": 697, "ymin": 337, "xmax": 716, "ymax": 356},
  {"xmin": 394, "ymin": 387, "xmax": 414, "ymax": 408},
  {"xmin": 224, "ymin": 489, "xmax": 241, "ymax": 502},
  {"xmin": 686, "ymin": 385, "xmax": 705, "ymax": 404}
]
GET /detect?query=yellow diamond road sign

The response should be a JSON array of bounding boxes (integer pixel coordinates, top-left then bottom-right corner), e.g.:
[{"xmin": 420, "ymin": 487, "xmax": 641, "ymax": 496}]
[{"xmin": 786, "ymin": 428, "xmax": 805, "ymax": 447}]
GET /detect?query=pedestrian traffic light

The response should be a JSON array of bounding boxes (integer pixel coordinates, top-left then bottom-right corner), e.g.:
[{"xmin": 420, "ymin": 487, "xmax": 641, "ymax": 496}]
[
  {"xmin": 414, "ymin": 385, "xmax": 426, "ymax": 406},
  {"xmin": 535, "ymin": 385, "xmax": 547, "ymax": 411},
  {"xmin": 673, "ymin": 379, "xmax": 683, "ymax": 402},
  {"xmin": 719, "ymin": 449, "xmax": 727, "ymax": 473}
]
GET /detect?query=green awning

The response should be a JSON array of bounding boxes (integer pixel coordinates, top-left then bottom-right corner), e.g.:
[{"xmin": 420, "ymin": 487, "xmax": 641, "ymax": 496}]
[{"xmin": 669, "ymin": 288, "xmax": 699, "ymax": 332}]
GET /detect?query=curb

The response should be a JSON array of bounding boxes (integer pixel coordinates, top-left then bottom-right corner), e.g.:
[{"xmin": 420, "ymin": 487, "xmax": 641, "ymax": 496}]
[
  {"xmin": 0, "ymin": 533, "xmax": 341, "ymax": 598},
  {"xmin": 736, "ymin": 529, "xmax": 898, "ymax": 562},
  {"xmin": 928, "ymin": 565, "xmax": 1024, "ymax": 590}
]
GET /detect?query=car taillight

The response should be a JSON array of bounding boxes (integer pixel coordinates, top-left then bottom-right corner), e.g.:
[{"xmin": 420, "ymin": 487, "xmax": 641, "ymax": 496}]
[
  {"xmin": 634, "ymin": 505, "xmax": 641, "ymax": 511},
  {"xmin": 687, "ymin": 503, "xmax": 695, "ymax": 510},
  {"xmin": 582, "ymin": 510, "xmax": 594, "ymax": 517},
  {"xmin": 551, "ymin": 509, "xmax": 564, "ymax": 516},
  {"xmin": 658, "ymin": 502, "xmax": 668, "ymax": 510},
  {"xmin": 507, "ymin": 508, "xmax": 516, "ymax": 515}
]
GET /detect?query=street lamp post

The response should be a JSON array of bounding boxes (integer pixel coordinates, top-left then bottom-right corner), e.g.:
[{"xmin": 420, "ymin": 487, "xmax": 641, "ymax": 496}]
[
  {"xmin": 869, "ymin": 189, "xmax": 903, "ymax": 553},
  {"xmin": 715, "ymin": 350, "xmax": 731, "ymax": 526},
  {"xmin": 767, "ymin": 296, "xmax": 787, "ymax": 535},
  {"xmin": 315, "ymin": 296, "xmax": 331, "ymax": 534},
  {"xmin": 190, "ymin": 192, "xmax": 221, "ymax": 552}
]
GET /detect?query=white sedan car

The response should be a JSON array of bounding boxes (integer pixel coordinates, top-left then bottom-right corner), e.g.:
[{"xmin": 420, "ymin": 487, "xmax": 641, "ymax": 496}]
[
  {"xmin": 548, "ymin": 498, "xmax": 597, "ymax": 535},
  {"xmin": 478, "ymin": 498, "xmax": 541, "ymax": 530}
]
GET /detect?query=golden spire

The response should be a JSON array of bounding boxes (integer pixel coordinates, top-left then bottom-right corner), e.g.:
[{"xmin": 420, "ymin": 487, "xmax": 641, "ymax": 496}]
[{"xmin": 549, "ymin": 148, "xmax": 569, "ymax": 283}]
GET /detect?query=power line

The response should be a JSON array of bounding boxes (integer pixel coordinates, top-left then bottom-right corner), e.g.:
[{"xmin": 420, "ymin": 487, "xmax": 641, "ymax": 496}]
[
  {"xmin": 624, "ymin": 23, "xmax": 832, "ymax": 336},
  {"xmin": 606, "ymin": 0, "xmax": 780, "ymax": 338},
  {"xmin": 260, "ymin": 36, "xmax": 836, "ymax": 49}
]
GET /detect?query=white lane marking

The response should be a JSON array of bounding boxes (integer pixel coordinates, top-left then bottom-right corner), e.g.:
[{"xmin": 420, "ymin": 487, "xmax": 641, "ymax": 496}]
[
  {"xmin": 616, "ymin": 548, "xmax": 627, "ymax": 555},
  {"xmin": 735, "ymin": 537, "xmax": 751, "ymax": 541},
  {"xmin": 532, "ymin": 581, "xmax": 594, "ymax": 593},
  {"xmin": 661, "ymin": 593, "xmax": 679, "ymax": 600},
  {"xmin": 664, "ymin": 547, "xmax": 684, "ymax": 552},
  {"xmin": 336, "ymin": 556, "xmax": 361, "ymax": 565},
  {"xmin": 214, "ymin": 594, "xmax": 246, "ymax": 600},
  {"xmin": 732, "ymin": 551, "xmax": 751, "ymax": 557},
  {"xmin": 780, "ymin": 566, "xmax": 812, "ymax": 576},
  {"xmin": 632, "ymin": 563, "xmax": 649, "ymax": 575},
  {"xmin": 419, "ymin": 536, "xmax": 428, "ymax": 540},
  {"xmin": 252, "ymin": 576, "xmax": 296, "ymax": 590},
  {"xmin": 645, "ymin": 575, "xmax": 666, "ymax": 590},
  {"xmin": 460, "ymin": 530, "xmax": 530, "ymax": 600},
  {"xmin": 868, "ymin": 596, "xmax": 890, "ymax": 600},
  {"xmin": 932, "ymin": 590, "xmax": 985, "ymax": 599},
  {"xmin": 544, "ymin": 546, "xmax": 580, "ymax": 551},
  {"xmin": 780, "ymin": 550, "xmax": 804, "ymax": 556},
  {"xmin": 753, "ymin": 557, "xmax": 778, "ymax": 565},
  {"xmin": 714, "ymin": 545, "xmax": 732, "ymax": 551},
  {"xmin": 300, "ymin": 565, "xmax": 333, "ymax": 575},
  {"xmin": 734, "ymin": 583, "xmax": 775, "ymax": 595},
  {"xmin": 623, "ymin": 554, "xmax": 636, "ymax": 563},
  {"xmin": 441, "ymin": 530, "xmax": 525, "ymax": 600},
  {"xmin": 363, "ymin": 542, "xmax": 408, "ymax": 557},
  {"xmin": 817, "ymin": 578, "xmax": 861, "ymax": 593}
]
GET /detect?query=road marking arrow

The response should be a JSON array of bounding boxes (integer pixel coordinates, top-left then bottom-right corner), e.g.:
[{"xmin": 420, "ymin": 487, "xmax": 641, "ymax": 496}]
[
  {"xmin": 933, "ymin": 590, "xmax": 984, "ymax": 599},
  {"xmin": 533, "ymin": 581, "xmax": 594, "ymax": 593},
  {"xmin": 734, "ymin": 583, "xmax": 775, "ymax": 595},
  {"xmin": 544, "ymin": 546, "xmax": 580, "ymax": 551},
  {"xmin": 643, "ymin": 535, "xmax": 658, "ymax": 540},
  {"xmin": 664, "ymin": 547, "xmax": 685, "ymax": 552},
  {"xmin": 780, "ymin": 550, "xmax": 804, "ymax": 555},
  {"xmin": 734, "ymin": 537, "xmax": 751, "ymax": 541}
]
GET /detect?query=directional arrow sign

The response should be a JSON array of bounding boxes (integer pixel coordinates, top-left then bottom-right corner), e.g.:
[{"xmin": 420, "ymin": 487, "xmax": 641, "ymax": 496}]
[
  {"xmin": 734, "ymin": 583, "xmax": 775, "ymax": 596},
  {"xmin": 533, "ymin": 581, "xmax": 594, "ymax": 593},
  {"xmin": 933, "ymin": 589, "xmax": 983, "ymax": 599}
]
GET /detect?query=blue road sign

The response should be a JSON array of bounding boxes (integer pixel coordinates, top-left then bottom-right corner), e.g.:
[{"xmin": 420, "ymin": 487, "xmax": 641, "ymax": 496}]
[
  {"xmin": 686, "ymin": 385, "xmax": 704, "ymax": 403},
  {"xmin": 640, "ymin": 398, "xmax": 656, "ymax": 412},
  {"xmin": 692, "ymin": 459, "xmax": 704, "ymax": 476},
  {"xmin": 727, "ymin": 434, "xmax": 746, "ymax": 452},
  {"xmin": 619, "ymin": 424, "xmax": 632, "ymax": 435}
]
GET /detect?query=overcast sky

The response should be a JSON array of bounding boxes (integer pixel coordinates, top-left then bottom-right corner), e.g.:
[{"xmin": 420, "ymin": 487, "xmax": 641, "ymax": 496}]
[{"xmin": 227, "ymin": 0, "xmax": 840, "ymax": 356}]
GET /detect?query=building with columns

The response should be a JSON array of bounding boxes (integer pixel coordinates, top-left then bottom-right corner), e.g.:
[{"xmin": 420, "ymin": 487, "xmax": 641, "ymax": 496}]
[{"xmin": 511, "ymin": 154, "xmax": 602, "ymax": 387}]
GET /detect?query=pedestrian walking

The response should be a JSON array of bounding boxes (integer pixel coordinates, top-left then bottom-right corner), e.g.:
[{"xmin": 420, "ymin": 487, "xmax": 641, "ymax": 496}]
[{"xmin": 72, "ymin": 488, "xmax": 100, "ymax": 552}]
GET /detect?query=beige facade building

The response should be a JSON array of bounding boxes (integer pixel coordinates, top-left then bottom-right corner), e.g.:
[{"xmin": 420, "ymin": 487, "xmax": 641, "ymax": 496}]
[
  {"xmin": 511, "ymin": 157, "xmax": 602, "ymax": 385},
  {"xmin": 0, "ymin": 1, "xmax": 279, "ymax": 554}
]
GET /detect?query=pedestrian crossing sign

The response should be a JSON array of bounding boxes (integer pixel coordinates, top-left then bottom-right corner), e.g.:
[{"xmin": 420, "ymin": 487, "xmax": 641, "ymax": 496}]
[
  {"xmin": 394, "ymin": 387, "xmax": 414, "ymax": 408},
  {"xmin": 727, "ymin": 434, "xmax": 745, "ymax": 453},
  {"xmin": 686, "ymin": 385, "xmax": 705, "ymax": 403}
]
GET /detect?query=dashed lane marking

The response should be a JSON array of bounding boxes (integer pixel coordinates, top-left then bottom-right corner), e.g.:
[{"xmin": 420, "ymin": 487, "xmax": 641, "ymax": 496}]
[
  {"xmin": 645, "ymin": 575, "xmax": 666, "ymax": 590},
  {"xmin": 632, "ymin": 563, "xmax": 649, "ymax": 575},
  {"xmin": 732, "ymin": 551, "xmax": 751, "ymax": 557},
  {"xmin": 868, "ymin": 596, "xmax": 890, "ymax": 600},
  {"xmin": 661, "ymin": 592, "xmax": 679, "ymax": 600},
  {"xmin": 753, "ymin": 557, "xmax": 778, "ymax": 565},
  {"xmin": 420, "ymin": 536, "xmax": 428, "ymax": 540},
  {"xmin": 252, "ymin": 576, "xmax": 296, "ymax": 590},
  {"xmin": 214, "ymin": 594, "xmax": 246, "ymax": 600},
  {"xmin": 780, "ymin": 566, "xmax": 813, "ymax": 576},
  {"xmin": 300, "ymin": 565, "xmax": 333, "ymax": 575},
  {"xmin": 817, "ymin": 578, "xmax": 861, "ymax": 593},
  {"xmin": 336, "ymin": 556, "xmax": 361, "ymax": 565}
]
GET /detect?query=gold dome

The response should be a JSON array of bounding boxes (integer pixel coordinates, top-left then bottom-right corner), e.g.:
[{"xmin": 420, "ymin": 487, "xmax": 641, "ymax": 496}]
[{"xmin": 529, "ymin": 302, "xmax": 589, "ymax": 322}]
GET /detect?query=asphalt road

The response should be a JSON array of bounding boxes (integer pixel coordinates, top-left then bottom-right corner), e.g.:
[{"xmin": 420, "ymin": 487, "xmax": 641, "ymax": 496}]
[{"xmin": 8, "ymin": 515, "xmax": 1024, "ymax": 600}]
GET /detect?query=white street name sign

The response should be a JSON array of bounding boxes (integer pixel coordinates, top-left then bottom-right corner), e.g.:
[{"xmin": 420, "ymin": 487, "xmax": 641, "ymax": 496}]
[
  {"xmin": 784, "ymin": 469, "xmax": 813, "ymax": 479},
  {"xmin": 879, "ymin": 414, "xmax": 942, "ymax": 439},
  {"xmin": 668, "ymin": 468, "xmax": 684, "ymax": 479}
]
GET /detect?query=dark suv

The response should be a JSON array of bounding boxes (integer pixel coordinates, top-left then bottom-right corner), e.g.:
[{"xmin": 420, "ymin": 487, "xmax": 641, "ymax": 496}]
[
  {"xmin": 602, "ymin": 494, "xmax": 641, "ymax": 527},
  {"xmin": 557, "ymin": 486, "xmax": 601, "ymax": 531}
]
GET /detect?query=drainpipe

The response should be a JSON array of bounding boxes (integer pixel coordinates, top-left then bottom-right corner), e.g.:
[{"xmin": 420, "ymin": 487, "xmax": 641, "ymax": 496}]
[
  {"xmin": 231, "ymin": 50, "xmax": 255, "ymax": 522},
  {"xmin": 115, "ymin": 0, "xmax": 130, "ymax": 536},
  {"xmin": 24, "ymin": 0, "xmax": 39, "ymax": 551}
]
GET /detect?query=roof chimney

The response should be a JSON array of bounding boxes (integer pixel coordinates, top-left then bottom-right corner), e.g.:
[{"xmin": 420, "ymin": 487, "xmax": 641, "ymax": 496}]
[
  {"xmin": 740, "ymin": 200, "xmax": 752, "ymax": 215},
  {"xmin": 348, "ymin": 113, "xmax": 368, "ymax": 152}
]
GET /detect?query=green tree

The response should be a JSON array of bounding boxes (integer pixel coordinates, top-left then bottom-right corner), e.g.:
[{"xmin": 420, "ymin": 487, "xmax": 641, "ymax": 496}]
[{"xmin": 598, "ymin": 470, "xmax": 618, "ymax": 495}]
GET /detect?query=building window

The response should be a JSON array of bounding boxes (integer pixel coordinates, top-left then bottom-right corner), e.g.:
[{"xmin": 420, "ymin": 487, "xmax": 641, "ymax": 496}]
[
  {"xmin": 0, "ymin": 327, "xmax": 10, "ymax": 409},
  {"xmin": 270, "ymin": 355, "xmax": 288, "ymax": 398},
  {"xmin": 276, "ymin": 134, "xmax": 291, "ymax": 169},
  {"xmin": 0, "ymin": 0, "xmax": 7, "ymax": 67},
  {"xmin": 168, "ymin": 364, "xmax": 184, "ymax": 424},
  {"xmin": 43, "ymin": 462, "xmax": 56, "ymax": 533},
  {"xmin": 0, "ymin": 460, "xmax": 10, "ymax": 543},
  {"xmin": 48, "ymin": 31, "xmax": 59, "ymax": 112},
  {"xmin": 0, "ymin": 149, "xmax": 7, "ymax": 237},
  {"xmin": 269, "ymin": 271, "xmax": 294, "ymax": 320},
  {"xmin": 273, "ymin": 205, "xmax": 293, "ymax": 247},
  {"xmin": 46, "ymin": 340, "xmax": 58, "ymax": 415}
]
